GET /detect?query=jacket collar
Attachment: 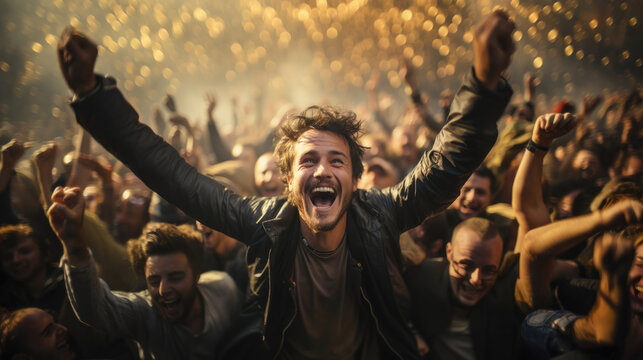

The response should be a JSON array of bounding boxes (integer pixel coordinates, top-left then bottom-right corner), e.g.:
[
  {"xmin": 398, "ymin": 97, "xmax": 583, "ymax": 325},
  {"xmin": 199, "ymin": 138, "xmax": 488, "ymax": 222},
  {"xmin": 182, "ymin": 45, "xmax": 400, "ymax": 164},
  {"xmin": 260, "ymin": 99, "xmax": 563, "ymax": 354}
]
[{"xmin": 262, "ymin": 201, "xmax": 298, "ymax": 244}]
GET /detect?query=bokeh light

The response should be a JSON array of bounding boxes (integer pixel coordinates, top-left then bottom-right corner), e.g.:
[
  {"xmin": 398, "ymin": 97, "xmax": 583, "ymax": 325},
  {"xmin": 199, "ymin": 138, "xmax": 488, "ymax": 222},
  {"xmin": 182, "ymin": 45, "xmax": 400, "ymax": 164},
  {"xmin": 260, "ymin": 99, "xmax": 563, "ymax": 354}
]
[{"xmin": 0, "ymin": 0, "xmax": 640, "ymax": 143}]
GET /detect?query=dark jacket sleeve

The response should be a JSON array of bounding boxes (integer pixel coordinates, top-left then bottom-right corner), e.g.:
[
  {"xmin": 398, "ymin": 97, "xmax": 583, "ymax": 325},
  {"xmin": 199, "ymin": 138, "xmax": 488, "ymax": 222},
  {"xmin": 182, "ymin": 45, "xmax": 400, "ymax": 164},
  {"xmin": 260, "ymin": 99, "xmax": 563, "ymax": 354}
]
[
  {"xmin": 377, "ymin": 68, "xmax": 513, "ymax": 233},
  {"xmin": 70, "ymin": 76, "xmax": 265, "ymax": 243}
]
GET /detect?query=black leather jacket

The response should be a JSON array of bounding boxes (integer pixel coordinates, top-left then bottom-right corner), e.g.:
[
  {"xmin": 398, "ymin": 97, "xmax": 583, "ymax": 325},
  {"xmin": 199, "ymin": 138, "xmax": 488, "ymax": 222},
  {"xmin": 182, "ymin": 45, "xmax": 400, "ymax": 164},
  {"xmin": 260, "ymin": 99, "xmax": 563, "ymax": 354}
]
[{"xmin": 70, "ymin": 69, "xmax": 512, "ymax": 359}]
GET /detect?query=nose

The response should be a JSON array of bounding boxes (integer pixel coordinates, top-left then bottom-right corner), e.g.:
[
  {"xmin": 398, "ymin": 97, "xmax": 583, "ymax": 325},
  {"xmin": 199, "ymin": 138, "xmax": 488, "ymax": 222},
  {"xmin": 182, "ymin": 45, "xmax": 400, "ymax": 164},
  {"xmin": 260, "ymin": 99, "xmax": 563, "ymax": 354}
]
[
  {"xmin": 54, "ymin": 322, "xmax": 68, "ymax": 338},
  {"xmin": 464, "ymin": 189, "xmax": 475, "ymax": 202},
  {"xmin": 11, "ymin": 251, "xmax": 21, "ymax": 264},
  {"xmin": 469, "ymin": 268, "xmax": 483, "ymax": 287},
  {"xmin": 159, "ymin": 279, "xmax": 172, "ymax": 297},
  {"xmin": 313, "ymin": 160, "xmax": 332, "ymax": 178}
]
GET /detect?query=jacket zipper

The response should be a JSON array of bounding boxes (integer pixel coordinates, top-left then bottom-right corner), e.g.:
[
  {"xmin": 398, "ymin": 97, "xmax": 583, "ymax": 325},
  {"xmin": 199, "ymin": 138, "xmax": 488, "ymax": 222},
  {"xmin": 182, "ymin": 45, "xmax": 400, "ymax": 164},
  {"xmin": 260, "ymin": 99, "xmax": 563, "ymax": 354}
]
[
  {"xmin": 360, "ymin": 286, "xmax": 404, "ymax": 360},
  {"xmin": 272, "ymin": 280, "xmax": 297, "ymax": 360}
]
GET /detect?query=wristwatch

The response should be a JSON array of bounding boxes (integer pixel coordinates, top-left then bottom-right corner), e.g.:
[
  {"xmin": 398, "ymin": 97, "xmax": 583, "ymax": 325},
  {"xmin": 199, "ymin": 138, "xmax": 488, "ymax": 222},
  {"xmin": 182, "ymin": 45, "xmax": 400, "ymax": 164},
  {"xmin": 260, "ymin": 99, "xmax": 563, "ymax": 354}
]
[
  {"xmin": 525, "ymin": 139, "xmax": 549, "ymax": 154},
  {"xmin": 552, "ymin": 312, "xmax": 580, "ymax": 338}
]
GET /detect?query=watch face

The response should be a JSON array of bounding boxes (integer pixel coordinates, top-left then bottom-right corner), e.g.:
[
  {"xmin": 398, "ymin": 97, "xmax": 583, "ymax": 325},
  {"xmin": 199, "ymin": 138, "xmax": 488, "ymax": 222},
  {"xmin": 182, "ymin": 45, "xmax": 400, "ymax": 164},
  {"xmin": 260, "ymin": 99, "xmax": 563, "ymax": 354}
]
[{"xmin": 552, "ymin": 312, "xmax": 579, "ymax": 334}]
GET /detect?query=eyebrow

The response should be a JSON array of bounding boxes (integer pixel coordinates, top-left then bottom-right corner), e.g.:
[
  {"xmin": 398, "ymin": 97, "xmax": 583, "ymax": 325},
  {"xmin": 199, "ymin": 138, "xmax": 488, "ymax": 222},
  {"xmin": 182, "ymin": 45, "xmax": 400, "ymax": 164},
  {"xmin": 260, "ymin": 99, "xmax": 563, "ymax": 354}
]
[
  {"xmin": 299, "ymin": 149, "xmax": 348, "ymax": 158},
  {"xmin": 329, "ymin": 150, "xmax": 348, "ymax": 158}
]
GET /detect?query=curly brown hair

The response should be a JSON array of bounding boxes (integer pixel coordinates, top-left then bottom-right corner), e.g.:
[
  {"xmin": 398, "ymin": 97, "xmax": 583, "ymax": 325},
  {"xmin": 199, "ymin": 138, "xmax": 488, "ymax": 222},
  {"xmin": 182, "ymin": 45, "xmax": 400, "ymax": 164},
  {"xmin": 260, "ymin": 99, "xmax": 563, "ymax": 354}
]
[
  {"xmin": 127, "ymin": 223, "xmax": 204, "ymax": 280},
  {"xmin": 274, "ymin": 105, "xmax": 366, "ymax": 186},
  {"xmin": 0, "ymin": 224, "xmax": 48, "ymax": 256}
]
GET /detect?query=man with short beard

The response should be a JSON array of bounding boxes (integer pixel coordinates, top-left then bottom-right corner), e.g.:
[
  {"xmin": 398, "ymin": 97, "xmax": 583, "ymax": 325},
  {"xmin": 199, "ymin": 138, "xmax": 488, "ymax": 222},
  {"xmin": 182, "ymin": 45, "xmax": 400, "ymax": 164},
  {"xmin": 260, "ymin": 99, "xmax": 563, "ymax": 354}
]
[
  {"xmin": 56, "ymin": 10, "xmax": 516, "ymax": 359},
  {"xmin": 47, "ymin": 188, "xmax": 241, "ymax": 360}
]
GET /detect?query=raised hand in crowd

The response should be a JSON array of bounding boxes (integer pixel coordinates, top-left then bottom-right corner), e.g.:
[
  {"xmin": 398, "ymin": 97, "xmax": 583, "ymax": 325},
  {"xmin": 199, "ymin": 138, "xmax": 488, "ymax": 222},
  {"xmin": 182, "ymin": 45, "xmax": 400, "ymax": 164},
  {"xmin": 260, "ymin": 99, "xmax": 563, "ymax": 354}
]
[
  {"xmin": 1, "ymin": 139, "xmax": 30, "ymax": 192},
  {"xmin": 568, "ymin": 231, "xmax": 635, "ymax": 348},
  {"xmin": 162, "ymin": 93, "xmax": 177, "ymax": 113},
  {"xmin": 32, "ymin": 142, "xmax": 58, "ymax": 209},
  {"xmin": 76, "ymin": 153, "xmax": 112, "ymax": 184},
  {"xmin": 75, "ymin": 153, "xmax": 116, "ymax": 226},
  {"xmin": 33, "ymin": 143, "xmax": 57, "ymax": 176},
  {"xmin": 598, "ymin": 198, "xmax": 643, "ymax": 229},
  {"xmin": 47, "ymin": 186, "xmax": 89, "ymax": 266},
  {"xmin": 523, "ymin": 72, "xmax": 539, "ymax": 102},
  {"xmin": 204, "ymin": 91, "xmax": 234, "ymax": 163},
  {"xmin": 519, "ymin": 199, "xmax": 642, "ymax": 311},
  {"xmin": 473, "ymin": 9, "xmax": 516, "ymax": 90},
  {"xmin": 152, "ymin": 106, "xmax": 166, "ymax": 135},
  {"xmin": 532, "ymin": 112, "xmax": 577, "ymax": 148},
  {"xmin": 400, "ymin": 57, "xmax": 419, "ymax": 93},
  {"xmin": 579, "ymin": 95, "xmax": 603, "ymax": 118},
  {"xmin": 205, "ymin": 92, "xmax": 217, "ymax": 117},
  {"xmin": 513, "ymin": 113, "xmax": 578, "ymax": 251}
]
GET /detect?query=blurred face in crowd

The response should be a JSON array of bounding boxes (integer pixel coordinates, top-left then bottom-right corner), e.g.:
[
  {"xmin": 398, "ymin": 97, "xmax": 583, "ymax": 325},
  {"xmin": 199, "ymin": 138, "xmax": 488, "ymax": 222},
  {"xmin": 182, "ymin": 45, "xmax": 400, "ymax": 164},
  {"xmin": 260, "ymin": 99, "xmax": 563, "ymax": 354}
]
[
  {"xmin": 145, "ymin": 252, "xmax": 199, "ymax": 324},
  {"xmin": 196, "ymin": 221, "xmax": 218, "ymax": 251},
  {"xmin": 195, "ymin": 221, "xmax": 236, "ymax": 255},
  {"xmin": 454, "ymin": 174, "xmax": 492, "ymax": 220},
  {"xmin": 447, "ymin": 228, "xmax": 503, "ymax": 307},
  {"xmin": 1, "ymin": 237, "xmax": 47, "ymax": 284},
  {"xmin": 358, "ymin": 158, "xmax": 398, "ymax": 190},
  {"xmin": 629, "ymin": 243, "xmax": 643, "ymax": 316},
  {"xmin": 391, "ymin": 125, "xmax": 418, "ymax": 165},
  {"xmin": 114, "ymin": 191, "xmax": 148, "ymax": 243},
  {"xmin": 556, "ymin": 189, "xmax": 582, "ymax": 220},
  {"xmin": 288, "ymin": 130, "xmax": 357, "ymax": 233},
  {"xmin": 360, "ymin": 135, "xmax": 387, "ymax": 161},
  {"xmin": 513, "ymin": 103, "xmax": 533, "ymax": 122},
  {"xmin": 254, "ymin": 153, "xmax": 284, "ymax": 197},
  {"xmin": 10, "ymin": 308, "xmax": 76, "ymax": 360},
  {"xmin": 83, "ymin": 185, "xmax": 102, "ymax": 215},
  {"xmin": 572, "ymin": 150, "xmax": 601, "ymax": 180}
]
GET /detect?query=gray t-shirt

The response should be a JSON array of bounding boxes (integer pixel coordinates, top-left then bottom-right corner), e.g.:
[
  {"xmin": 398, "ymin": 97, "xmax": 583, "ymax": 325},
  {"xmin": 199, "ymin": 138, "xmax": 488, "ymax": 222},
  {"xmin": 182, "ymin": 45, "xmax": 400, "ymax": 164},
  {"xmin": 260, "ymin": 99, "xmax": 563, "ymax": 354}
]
[
  {"xmin": 432, "ymin": 312, "xmax": 475, "ymax": 360},
  {"xmin": 281, "ymin": 236, "xmax": 379, "ymax": 359}
]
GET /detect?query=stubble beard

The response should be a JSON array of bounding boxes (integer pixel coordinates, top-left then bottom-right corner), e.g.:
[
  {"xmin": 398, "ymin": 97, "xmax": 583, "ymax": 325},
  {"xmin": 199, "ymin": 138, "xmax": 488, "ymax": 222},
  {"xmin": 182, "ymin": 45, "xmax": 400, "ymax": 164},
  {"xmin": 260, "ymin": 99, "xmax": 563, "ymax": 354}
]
[{"xmin": 288, "ymin": 187, "xmax": 352, "ymax": 233}]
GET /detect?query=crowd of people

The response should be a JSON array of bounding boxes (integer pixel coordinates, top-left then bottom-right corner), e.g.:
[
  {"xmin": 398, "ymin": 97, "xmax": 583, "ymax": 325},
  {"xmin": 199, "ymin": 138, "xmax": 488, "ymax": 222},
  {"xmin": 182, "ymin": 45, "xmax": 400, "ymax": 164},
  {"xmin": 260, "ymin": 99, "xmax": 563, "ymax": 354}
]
[{"xmin": 0, "ymin": 9, "xmax": 641, "ymax": 360}]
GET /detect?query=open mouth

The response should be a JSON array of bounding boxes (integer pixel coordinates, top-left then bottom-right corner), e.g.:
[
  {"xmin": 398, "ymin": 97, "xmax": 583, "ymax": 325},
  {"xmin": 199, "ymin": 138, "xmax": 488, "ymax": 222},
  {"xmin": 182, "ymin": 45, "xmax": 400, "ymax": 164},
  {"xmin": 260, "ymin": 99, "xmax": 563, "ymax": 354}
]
[
  {"xmin": 160, "ymin": 298, "xmax": 181, "ymax": 316},
  {"xmin": 309, "ymin": 186, "xmax": 337, "ymax": 209},
  {"xmin": 461, "ymin": 202, "xmax": 479, "ymax": 214},
  {"xmin": 632, "ymin": 285, "xmax": 643, "ymax": 301},
  {"xmin": 460, "ymin": 281, "xmax": 484, "ymax": 297}
]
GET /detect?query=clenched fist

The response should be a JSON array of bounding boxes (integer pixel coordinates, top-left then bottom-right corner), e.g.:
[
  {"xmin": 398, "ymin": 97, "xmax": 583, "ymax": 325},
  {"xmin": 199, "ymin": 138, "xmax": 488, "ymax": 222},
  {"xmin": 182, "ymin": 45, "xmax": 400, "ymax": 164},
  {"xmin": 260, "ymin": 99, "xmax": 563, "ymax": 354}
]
[
  {"xmin": 57, "ymin": 27, "xmax": 98, "ymax": 96},
  {"xmin": 473, "ymin": 10, "xmax": 516, "ymax": 90}
]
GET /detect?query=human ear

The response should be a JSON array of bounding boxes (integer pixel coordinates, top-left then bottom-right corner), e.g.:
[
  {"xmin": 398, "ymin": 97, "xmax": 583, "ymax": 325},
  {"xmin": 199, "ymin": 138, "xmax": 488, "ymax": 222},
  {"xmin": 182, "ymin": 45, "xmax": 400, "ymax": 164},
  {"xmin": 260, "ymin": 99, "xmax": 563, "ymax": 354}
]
[{"xmin": 446, "ymin": 242, "xmax": 453, "ymax": 262}]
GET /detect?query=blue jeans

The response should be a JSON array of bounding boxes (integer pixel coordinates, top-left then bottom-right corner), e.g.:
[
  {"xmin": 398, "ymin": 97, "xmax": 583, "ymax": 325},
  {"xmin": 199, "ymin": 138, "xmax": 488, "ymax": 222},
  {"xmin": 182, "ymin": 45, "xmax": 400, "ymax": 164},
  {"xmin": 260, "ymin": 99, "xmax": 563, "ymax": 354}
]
[{"xmin": 521, "ymin": 309, "xmax": 580, "ymax": 359}]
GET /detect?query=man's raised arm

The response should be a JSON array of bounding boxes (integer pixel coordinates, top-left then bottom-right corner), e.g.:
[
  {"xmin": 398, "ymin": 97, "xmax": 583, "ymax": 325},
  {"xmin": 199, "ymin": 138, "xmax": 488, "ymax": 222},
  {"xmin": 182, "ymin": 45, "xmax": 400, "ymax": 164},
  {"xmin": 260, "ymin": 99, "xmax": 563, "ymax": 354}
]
[
  {"xmin": 518, "ymin": 199, "xmax": 643, "ymax": 311},
  {"xmin": 56, "ymin": 28, "xmax": 259, "ymax": 242},
  {"xmin": 386, "ymin": 10, "xmax": 515, "ymax": 231}
]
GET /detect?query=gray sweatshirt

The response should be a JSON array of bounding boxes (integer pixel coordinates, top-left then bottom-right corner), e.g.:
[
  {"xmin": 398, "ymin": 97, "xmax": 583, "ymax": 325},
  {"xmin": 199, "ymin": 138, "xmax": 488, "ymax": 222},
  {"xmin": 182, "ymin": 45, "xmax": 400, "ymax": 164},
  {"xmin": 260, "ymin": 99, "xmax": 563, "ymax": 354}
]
[{"xmin": 62, "ymin": 255, "xmax": 242, "ymax": 359}]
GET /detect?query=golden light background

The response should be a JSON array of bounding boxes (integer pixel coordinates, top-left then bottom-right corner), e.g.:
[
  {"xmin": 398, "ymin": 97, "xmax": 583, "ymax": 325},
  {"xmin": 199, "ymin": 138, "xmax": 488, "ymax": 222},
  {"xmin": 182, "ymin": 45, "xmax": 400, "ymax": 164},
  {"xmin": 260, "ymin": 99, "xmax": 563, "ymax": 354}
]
[{"xmin": 0, "ymin": 0, "xmax": 640, "ymax": 141}]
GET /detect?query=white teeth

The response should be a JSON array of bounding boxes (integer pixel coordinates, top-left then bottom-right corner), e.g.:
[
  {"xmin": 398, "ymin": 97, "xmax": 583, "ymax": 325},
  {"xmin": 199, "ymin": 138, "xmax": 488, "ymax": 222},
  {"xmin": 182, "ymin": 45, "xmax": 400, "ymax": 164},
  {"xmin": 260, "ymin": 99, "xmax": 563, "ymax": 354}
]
[
  {"xmin": 635, "ymin": 286, "xmax": 643, "ymax": 292},
  {"xmin": 312, "ymin": 187, "xmax": 335, "ymax": 194}
]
